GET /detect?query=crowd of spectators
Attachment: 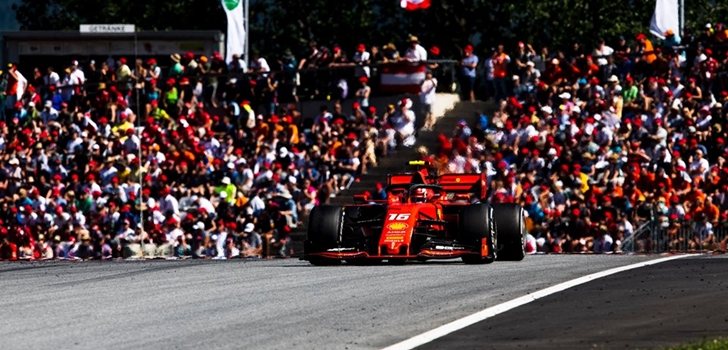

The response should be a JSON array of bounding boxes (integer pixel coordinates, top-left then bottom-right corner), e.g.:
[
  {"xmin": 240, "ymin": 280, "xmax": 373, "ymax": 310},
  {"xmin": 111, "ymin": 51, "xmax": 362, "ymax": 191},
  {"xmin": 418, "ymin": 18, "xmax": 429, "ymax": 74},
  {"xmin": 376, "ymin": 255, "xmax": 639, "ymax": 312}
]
[
  {"xmin": 0, "ymin": 37, "xmax": 427, "ymax": 260},
  {"xmin": 431, "ymin": 25, "xmax": 728, "ymax": 253},
  {"xmin": 2, "ymin": 25, "xmax": 727, "ymax": 260}
]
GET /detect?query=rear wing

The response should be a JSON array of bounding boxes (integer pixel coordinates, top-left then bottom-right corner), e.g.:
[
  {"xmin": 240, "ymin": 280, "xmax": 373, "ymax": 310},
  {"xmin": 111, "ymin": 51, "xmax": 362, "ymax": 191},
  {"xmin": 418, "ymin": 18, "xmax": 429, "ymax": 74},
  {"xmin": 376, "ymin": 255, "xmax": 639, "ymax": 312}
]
[
  {"xmin": 437, "ymin": 173, "xmax": 487, "ymax": 200},
  {"xmin": 388, "ymin": 172, "xmax": 426, "ymax": 186},
  {"xmin": 386, "ymin": 160, "xmax": 437, "ymax": 186}
]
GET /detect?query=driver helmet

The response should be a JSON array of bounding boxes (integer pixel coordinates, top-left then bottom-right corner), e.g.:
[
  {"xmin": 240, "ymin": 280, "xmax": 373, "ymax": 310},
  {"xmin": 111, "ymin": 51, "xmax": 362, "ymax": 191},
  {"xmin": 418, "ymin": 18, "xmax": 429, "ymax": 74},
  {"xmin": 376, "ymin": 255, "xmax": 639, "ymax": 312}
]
[{"xmin": 412, "ymin": 187, "xmax": 429, "ymax": 203}]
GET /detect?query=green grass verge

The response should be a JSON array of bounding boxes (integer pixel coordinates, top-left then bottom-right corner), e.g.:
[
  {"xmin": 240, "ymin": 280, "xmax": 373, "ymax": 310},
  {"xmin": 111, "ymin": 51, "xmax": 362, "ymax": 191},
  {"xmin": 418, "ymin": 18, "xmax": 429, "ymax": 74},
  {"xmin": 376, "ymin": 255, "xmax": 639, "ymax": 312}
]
[{"xmin": 665, "ymin": 338, "xmax": 728, "ymax": 350}]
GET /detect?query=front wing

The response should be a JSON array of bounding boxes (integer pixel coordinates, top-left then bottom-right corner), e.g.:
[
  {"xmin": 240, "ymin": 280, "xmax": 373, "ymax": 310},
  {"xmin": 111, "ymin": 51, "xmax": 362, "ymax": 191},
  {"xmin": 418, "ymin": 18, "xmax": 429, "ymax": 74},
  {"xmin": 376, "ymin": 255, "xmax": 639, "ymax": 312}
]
[{"xmin": 303, "ymin": 239, "xmax": 481, "ymax": 261}]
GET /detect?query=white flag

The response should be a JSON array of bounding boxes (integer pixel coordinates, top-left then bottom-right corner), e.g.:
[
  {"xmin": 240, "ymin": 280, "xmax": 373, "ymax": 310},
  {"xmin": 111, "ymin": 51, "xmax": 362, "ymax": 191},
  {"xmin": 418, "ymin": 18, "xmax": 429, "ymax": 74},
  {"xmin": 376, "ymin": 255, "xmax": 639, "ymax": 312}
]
[
  {"xmin": 650, "ymin": 0, "xmax": 679, "ymax": 40},
  {"xmin": 221, "ymin": 0, "xmax": 246, "ymax": 63}
]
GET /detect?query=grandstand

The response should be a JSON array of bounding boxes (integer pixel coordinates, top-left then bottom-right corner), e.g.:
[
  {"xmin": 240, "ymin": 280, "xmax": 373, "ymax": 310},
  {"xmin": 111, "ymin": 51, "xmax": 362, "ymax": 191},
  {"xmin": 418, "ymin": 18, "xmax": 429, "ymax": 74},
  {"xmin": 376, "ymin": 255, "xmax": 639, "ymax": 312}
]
[{"xmin": 1, "ymin": 16, "xmax": 727, "ymax": 260}]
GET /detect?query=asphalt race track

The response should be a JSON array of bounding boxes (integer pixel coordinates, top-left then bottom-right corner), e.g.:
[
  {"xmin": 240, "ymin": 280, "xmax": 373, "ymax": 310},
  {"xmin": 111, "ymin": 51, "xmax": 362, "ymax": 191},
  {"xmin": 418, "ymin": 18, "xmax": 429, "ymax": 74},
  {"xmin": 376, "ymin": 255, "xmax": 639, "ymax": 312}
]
[
  {"xmin": 0, "ymin": 255, "xmax": 724, "ymax": 350},
  {"xmin": 420, "ymin": 255, "xmax": 728, "ymax": 350}
]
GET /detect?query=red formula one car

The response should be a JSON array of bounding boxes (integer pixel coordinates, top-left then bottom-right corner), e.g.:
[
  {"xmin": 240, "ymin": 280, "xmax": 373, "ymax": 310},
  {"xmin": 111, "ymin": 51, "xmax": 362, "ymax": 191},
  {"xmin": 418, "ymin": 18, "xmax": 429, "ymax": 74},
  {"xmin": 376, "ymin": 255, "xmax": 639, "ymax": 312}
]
[{"xmin": 303, "ymin": 161, "xmax": 526, "ymax": 265}]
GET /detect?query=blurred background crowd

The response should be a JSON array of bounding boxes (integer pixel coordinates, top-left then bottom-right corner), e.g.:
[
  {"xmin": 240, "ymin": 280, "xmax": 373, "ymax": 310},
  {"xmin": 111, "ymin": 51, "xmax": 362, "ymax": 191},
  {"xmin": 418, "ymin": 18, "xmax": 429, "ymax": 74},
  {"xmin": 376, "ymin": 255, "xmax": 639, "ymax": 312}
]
[
  {"xmin": 0, "ymin": 35, "xmax": 432, "ymax": 260},
  {"xmin": 0, "ymin": 24, "xmax": 727, "ymax": 260},
  {"xmin": 429, "ymin": 26, "xmax": 728, "ymax": 254}
]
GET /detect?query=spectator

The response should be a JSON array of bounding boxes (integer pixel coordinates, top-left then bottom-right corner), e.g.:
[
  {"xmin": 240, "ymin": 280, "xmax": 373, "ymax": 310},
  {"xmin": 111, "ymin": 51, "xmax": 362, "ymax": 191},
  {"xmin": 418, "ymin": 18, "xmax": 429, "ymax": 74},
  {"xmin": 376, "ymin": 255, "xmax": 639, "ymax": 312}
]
[
  {"xmin": 513, "ymin": 42, "xmax": 536, "ymax": 73},
  {"xmin": 353, "ymin": 43, "xmax": 371, "ymax": 79},
  {"xmin": 419, "ymin": 71, "xmax": 438, "ymax": 130},
  {"xmin": 690, "ymin": 213, "xmax": 715, "ymax": 250},
  {"xmin": 382, "ymin": 43, "xmax": 400, "ymax": 63},
  {"xmin": 404, "ymin": 35, "xmax": 427, "ymax": 63},
  {"xmin": 167, "ymin": 54, "xmax": 182, "ymax": 79},
  {"xmin": 241, "ymin": 222, "xmax": 262, "ymax": 258},
  {"xmin": 460, "ymin": 44, "xmax": 478, "ymax": 102},
  {"xmin": 5, "ymin": 63, "xmax": 27, "ymax": 112},
  {"xmin": 593, "ymin": 38, "xmax": 614, "ymax": 67},
  {"xmin": 491, "ymin": 44, "xmax": 510, "ymax": 100},
  {"xmin": 390, "ymin": 98, "xmax": 417, "ymax": 148},
  {"xmin": 355, "ymin": 76, "xmax": 371, "ymax": 109}
]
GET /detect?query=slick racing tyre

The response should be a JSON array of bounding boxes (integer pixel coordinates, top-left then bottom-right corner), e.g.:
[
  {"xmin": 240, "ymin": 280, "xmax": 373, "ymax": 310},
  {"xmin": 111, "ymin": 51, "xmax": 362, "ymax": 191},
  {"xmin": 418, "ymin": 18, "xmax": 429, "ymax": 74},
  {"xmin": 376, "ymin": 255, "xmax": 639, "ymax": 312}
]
[
  {"xmin": 493, "ymin": 203, "xmax": 526, "ymax": 261},
  {"xmin": 459, "ymin": 204, "xmax": 496, "ymax": 264},
  {"xmin": 305, "ymin": 205, "xmax": 344, "ymax": 266}
]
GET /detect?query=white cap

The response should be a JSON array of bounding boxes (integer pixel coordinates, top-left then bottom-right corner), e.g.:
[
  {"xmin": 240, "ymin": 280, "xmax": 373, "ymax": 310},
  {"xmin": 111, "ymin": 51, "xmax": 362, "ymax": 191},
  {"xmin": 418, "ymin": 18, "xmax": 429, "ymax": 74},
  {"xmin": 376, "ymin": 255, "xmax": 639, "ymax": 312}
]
[
  {"xmin": 227, "ymin": 162, "xmax": 235, "ymax": 169},
  {"xmin": 219, "ymin": 191, "xmax": 228, "ymax": 199},
  {"xmin": 698, "ymin": 54, "xmax": 707, "ymax": 63},
  {"xmin": 558, "ymin": 92, "xmax": 571, "ymax": 99},
  {"xmin": 9, "ymin": 158, "xmax": 19, "ymax": 165},
  {"xmin": 608, "ymin": 75, "xmax": 619, "ymax": 83},
  {"xmin": 547, "ymin": 148, "xmax": 557, "ymax": 157},
  {"xmin": 279, "ymin": 147, "xmax": 289, "ymax": 156},
  {"xmin": 594, "ymin": 114, "xmax": 602, "ymax": 121},
  {"xmin": 400, "ymin": 98, "xmax": 413, "ymax": 109},
  {"xmin": 221, "ymin": 177, "xmax": 231, "ymax": 185},
  {"xmin": 541, "ymin": 106, "xmax": 553, "ymax": 114},
  {"xmin": 244, "ymin": 223, "xmax": 255, "ymax": 232},
  {"xmin": 28, "ymin": 101, "xmax": 35, "ymax": 107},
  {"xmin": 288, "ymin": 176, "xmax": 297, "ymax": 184}
]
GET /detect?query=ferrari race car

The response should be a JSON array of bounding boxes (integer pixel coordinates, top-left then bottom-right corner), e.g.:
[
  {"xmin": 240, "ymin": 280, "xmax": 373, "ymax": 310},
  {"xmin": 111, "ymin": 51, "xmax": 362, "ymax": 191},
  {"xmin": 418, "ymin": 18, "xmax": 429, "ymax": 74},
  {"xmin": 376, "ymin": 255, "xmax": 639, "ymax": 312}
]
[{"xmin": 303, "ymin": 161, "xmax": 526, "ymax": 265}]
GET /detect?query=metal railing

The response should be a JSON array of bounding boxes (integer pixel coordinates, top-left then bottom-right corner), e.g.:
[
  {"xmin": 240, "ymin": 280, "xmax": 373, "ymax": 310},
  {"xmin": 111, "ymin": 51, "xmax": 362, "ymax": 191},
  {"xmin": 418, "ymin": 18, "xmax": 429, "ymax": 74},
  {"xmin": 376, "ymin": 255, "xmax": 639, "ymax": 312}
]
[
  {"xmin": 622, "ymin": 216, "xmax": 728, "ymax": 253},
  {"xmin": 621, "ymin": 220, "xmax": 652, "ymax": 253},
  {"xmin": 18, "ymin": 59, "xmax": 460, "ymax": 102}
]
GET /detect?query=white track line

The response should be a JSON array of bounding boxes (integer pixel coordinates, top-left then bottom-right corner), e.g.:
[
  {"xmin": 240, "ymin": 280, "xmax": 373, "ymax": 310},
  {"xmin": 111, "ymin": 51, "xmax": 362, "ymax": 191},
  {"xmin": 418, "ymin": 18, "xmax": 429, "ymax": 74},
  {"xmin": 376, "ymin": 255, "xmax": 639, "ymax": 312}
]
[{"xmin": 382, "ymin": 254, "xmax": 700, "ymax": 350}]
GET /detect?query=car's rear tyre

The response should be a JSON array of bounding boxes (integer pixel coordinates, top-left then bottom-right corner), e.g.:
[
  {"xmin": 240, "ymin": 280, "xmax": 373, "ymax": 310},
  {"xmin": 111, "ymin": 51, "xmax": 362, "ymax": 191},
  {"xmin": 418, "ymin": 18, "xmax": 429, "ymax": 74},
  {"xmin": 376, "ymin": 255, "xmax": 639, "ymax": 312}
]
[
  {"xmin": 459, "ymin": 204, "xmax": 496, "ymax": 264},
  {"xmin": 305, "ymin": 205, "xmax": 344, "ymax": 265},
  {"xmin": 493, "ymin": 203, "xmax": 526, "ymax": 261}
]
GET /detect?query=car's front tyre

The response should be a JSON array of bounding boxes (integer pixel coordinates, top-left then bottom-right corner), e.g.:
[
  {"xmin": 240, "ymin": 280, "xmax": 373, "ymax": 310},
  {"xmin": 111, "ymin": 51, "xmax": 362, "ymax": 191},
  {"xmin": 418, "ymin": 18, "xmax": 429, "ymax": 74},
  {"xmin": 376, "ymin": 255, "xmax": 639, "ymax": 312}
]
[
  {"xmin": 305, "ymin": 205, "xmax": 344, "ymax": 265},
  {"xmin": 459, "ymin": 204, "xmax": 496, "ymax": 264}
]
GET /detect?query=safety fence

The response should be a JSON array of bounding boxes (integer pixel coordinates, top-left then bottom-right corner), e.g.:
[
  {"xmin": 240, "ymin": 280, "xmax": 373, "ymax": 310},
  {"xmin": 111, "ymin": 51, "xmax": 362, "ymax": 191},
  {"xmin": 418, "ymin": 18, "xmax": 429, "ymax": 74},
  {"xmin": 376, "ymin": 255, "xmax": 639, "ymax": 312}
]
[
  {"xmin": 622, "ymin": 219, "xmax": 728, "ymax": 254},
  {"xmin": 21, "ymin": 59, "xmax": 460, "ymax": 103}
]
